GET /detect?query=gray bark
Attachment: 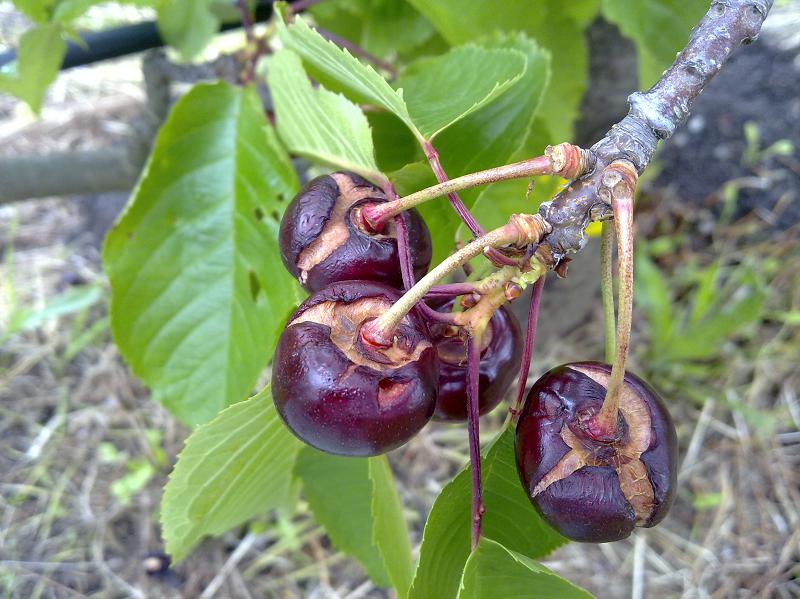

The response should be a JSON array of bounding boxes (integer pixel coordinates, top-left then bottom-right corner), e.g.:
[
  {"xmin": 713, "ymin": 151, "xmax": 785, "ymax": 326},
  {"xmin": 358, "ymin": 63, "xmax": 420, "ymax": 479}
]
[{"xmin": 538, "ymin": 0, "xmax": 775, "ymax": 267}]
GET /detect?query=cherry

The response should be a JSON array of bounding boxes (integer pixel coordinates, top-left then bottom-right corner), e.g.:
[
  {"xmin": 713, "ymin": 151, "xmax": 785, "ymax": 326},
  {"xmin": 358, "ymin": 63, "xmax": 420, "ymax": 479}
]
[
  {"xmin": 427, "ymin": 301, "xmax": 522, "ymax": 421},
  {"xmin": 515, "ymin": 361, "xmax": 677, "ymax": 543},
  {"xmin": 279, "ymin": 172, "xmax": 432, "ymax": 292},
  {"xmin": 271, "ymin": 280, "xmax": 439, "ymax": 457}
]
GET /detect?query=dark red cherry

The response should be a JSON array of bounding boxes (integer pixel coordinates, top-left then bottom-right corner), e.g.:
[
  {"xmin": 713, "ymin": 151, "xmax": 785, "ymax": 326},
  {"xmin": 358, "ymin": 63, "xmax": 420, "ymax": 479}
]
[
  {"xmin": 278, "ymin": 172, "xmax": 432, "ymax": 292},
  {"xmin": 271, "ymin": 280, "xmax": 439, "ymax": 457},
  {"xmin": 515, "ymin": 361, "xmax": 677, "ymax": 543},
  {"xmin": 427, "ymin": 302, "xmax": 522, "ymax": 421}
]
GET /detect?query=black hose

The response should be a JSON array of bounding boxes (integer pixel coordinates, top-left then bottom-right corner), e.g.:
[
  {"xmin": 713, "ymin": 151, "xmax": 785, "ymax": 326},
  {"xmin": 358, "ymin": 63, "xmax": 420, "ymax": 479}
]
[{"xmin": 0, "ymin": 1, "xmax": 288, "ymax": 71}]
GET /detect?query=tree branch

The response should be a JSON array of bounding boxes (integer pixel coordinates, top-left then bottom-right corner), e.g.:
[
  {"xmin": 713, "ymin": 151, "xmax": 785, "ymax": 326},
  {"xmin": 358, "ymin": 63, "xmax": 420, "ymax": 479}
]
[
  {"xmin": 0, "ymin": 51, "xmax": 172, "ymax": 204},
  {"xmin": 535, "ymin": 0, "xmax": 774, "ymax": 269}
]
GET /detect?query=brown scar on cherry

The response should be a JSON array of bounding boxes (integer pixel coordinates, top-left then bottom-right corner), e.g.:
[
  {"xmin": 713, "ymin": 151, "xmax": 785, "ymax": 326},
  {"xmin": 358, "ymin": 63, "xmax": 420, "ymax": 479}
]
[
  {"xmin": 290, "ymin": 297, "xmax": 432, "ymax": 371},
  {"xmin": 516, "ymin": 361, "xmax": 677, "ymax": 542},
  {"xmin": 296, "ymin": 174, "xmax": 389, "ymax": 283},
  {"xmin": 279, "ymin": 172, "xmax": 432, "ymax": 293},
  {"xmin": 271, "ymin": 280, "xmax": 438, "ymax": 457},
  {"xmin": 532, "ymin": 366, "xmax": 655, "ymax": 524}
]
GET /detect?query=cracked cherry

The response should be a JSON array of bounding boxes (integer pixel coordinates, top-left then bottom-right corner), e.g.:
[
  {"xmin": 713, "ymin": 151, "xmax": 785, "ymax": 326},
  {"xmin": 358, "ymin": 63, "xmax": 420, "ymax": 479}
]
[
  {"xmin": 271, "ymin": 280, "xmax": 439, "ymax": 457},
  {"xmin": 427, "ymin": 302, "xmax": 522, "ymax": 421},
  {"xmin": 515, "ymin": 361, "xmax": 677, "ymax": 542},
  {"xmin": 279, "ymin": 172, "xmax": 432, "ymax": 292}
]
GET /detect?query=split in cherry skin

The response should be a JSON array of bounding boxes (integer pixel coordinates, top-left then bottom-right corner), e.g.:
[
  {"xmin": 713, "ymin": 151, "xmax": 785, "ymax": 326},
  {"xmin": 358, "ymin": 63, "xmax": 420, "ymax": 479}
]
[
  {"xmin": 271, "ymin": 280, "xmax": 439, "ymax": 457},
  {"xmin": 515, "ymin": 361, "xmax": 678, "ymax": 543},
  {"xmin": 278, "ymin": 171, "xmax": 432, "ymax": 293},
  {"xmin": 428, "ymin": 300, "xmax": 523, "ymax": 422}
]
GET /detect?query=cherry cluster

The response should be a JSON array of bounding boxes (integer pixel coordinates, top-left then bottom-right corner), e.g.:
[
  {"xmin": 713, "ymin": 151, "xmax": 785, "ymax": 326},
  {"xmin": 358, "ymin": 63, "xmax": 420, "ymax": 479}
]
[
  {"xmin": 272, "ymin": 170, "xmax": 677, "ymax": 544},
  {"xmin": 273, "ymin": 172, "xmax": 522, "ymax": 456}
]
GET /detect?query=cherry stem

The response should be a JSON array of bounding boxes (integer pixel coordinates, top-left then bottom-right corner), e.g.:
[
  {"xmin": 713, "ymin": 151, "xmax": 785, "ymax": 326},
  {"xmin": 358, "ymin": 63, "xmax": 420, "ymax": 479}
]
[
  {"xmin": 236, "ymin": 0, "xmax": 262, "ymax": 84},
  {"xmin": 394, "ymin": 214, "xmax": 461, "ymax": 326},
  {"xmin": 425, "ymin": 283, "xmax": 479, "ymax": 299},
  {"xmin": 509, "ymin": 275, "xmax": 545, "ymax": 423},
  {"xmin": 466, "ymin": 333, "xmax": 485, "ymax": 551},
  {"xmin": 237, "ymin": 0, "xmax": 255, "ymax": 41},
  {"xmin": 286, "ymin": 0, "xmax": 327, "ymax": 16},
  {"xmin": 423, "ymin": 141, "xmax": 485, "ymax": 238},
  {"xmin": 364, "ymin": 156, "xmax": 549, "ymax": 228},
  {"xmin": 363, "ymin": 214, "xmax": 550, "ymax": 345},
  {"xmin": 595, "ymin": 168, "xmax": 636, "ymax": 435},
  {"xmin": 600, "ymin": 220, "xmax": 617, "ymax": 363},
  {"xmin": 420, "ymin": 141, "xmax": 517, "ymax": 268},
  {"xmin": 363, "ymin": 143, "xmax": 594, "ymax": 231},
  {"xmin": 394, "ymin": 214, "xmax": 414, "ymax": 290}
]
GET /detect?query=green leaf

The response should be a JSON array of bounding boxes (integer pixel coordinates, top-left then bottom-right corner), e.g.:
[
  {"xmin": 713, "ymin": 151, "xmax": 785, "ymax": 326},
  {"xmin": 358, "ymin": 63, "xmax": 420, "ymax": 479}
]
[
  {"xmin": 525, "ymin": 10, "xmax": 589, "ymax": 142},
  {"xmin": 458, "ymin": 538, "xmax": 593, "ymax": 599},
  {"xmin": 689, "ymin": 261, "xmax": 722, "ymax": 325},
  {"xmin": 436, "ymin": 33, "xmax": 550, "ymax": 186},
  {"xmin": 266, "ymin": 50, "xmax": 381, "ymax": 180},
  {"xmin": 295, "ymin": 450, "xmax": 390, "ymax": 587},
  {"xmin": 308, "ymin": 0, "xmax": 364, "ymax": 48},
  {"xmin": 161, "ymin": 386, "xmax": 302, "ymax": 562},
  {"xmin": 390, "ymin": 161, "xmax": 456, "ymax": 260},
  {"xmin": 391, "ymin": 161, "xmax": 437, "ymax": 198},
  {"xmin": 369, "ymin": 455, "xmax": 415, "ymax": 596},
  {"xmin": 11, "ymin": 0, "xmax": 56, "ymax": 23},
  {"xmin": 562, "ymin": 0, "xmax": 603, "ymax": 25},
  {"xmin": 601, "ymin": 0, "xmax": 709, "ymax": 88},
  {"xmin": 358, "ymin": 0, "xmax": 435, "ymax": 58},
  {"xmin": 274, "ymin": 5, "xmax": 418, "ymax": 138},
  {"xmin": 405, "ymin": 0, "xmax": 544, "ymax": 43},
  {"xmin": 368, "ymin": 111, "xmax": 423, "ymax": 173},
  {"xmin": 157, "ymin": 0, "xmax": 220, "ymax": 60},
  {"xmin": 295, "ymin": 451, "xmax": 390, "ymax": 586},
  {"xmin": 423, "ymin": 34, "xmax": 550, "ymax": 262},
  {"xmin": 406, "ymin": 0, "xmax": 593, "ymax": 141},
  {"xmin": 409, "ymin": 427, "xmax": 566, "ymax": 599},
  {"xmin": 295, "ymin": 450, "xmax": 414, "ymax": 594},
  {"xmin": 397, "ymin": 45, "xmax": 527, "ymax": 139},
  {"xmin": 668, "ymin": 284, "xmax": 765, "ymax": 361},
  {"xmin": 103, "ymin": 82, "xmax": 301, "ymax": 426},
  {"xmin": 0, "ymin": 24, "xmax": 66, "ymax": 114},
  {"xmin": 311, "ymin": 0, "xmax": 435, "ymax": 59}
]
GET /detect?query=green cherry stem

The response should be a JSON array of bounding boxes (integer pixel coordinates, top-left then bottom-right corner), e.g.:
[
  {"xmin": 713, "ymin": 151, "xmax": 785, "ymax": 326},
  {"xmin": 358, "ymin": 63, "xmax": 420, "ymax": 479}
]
[
  {"xmin": 361, "ymin": 214, "xmax": 551, "ymax": 347},
  {"xmin": 361, "ymin": 143, "xmax": 595, "ymax": 231},
  {"xmin": 594, "ymin": 162, "xmax": 637, "ymax": 436},
  {"xmin": 421, "ymin": 141, "xmax": 520, "ymax": 269},
  {"xmin": 600, "ymin": 220, "xmax": 617, "ymax": 363}
]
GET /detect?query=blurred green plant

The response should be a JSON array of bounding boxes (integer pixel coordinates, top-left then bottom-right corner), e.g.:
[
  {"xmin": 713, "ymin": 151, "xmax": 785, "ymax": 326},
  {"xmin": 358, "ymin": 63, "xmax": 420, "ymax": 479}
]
[
  {"xmin": 741, "ymin": 120, "xmax": 794, "ymax": 168},
  {"xmin": 101, "ymin": 429, "xmax": 167, "ymax": 506},
  {"xmin": 635, "ymin": 246, "xmax": 766, "ymax": 365},
  {"xmin": 0, "ymin": 219, "xmax": 107, "ymax": 348},
  {"xmin": 634, "ymin": 236, "xmax": 797, "ymax": 436}
]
